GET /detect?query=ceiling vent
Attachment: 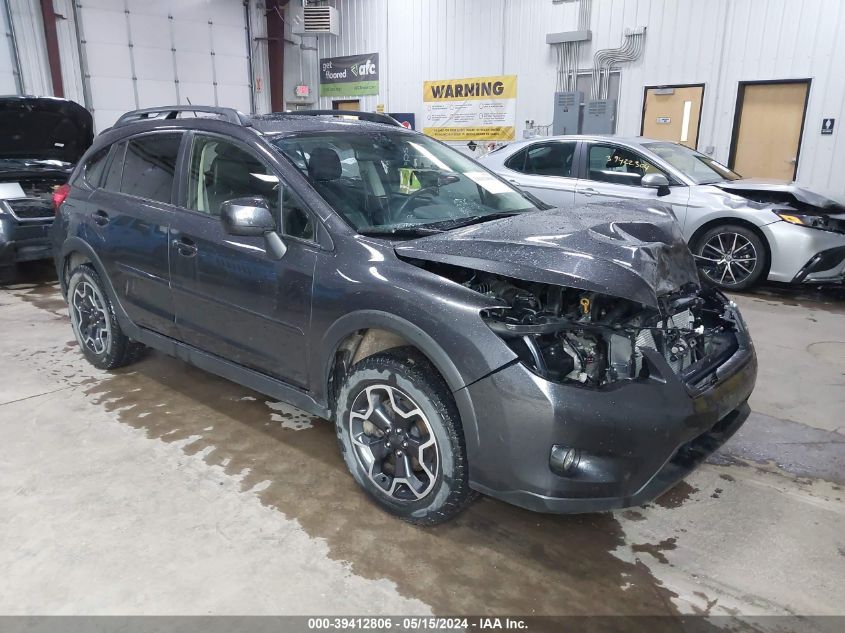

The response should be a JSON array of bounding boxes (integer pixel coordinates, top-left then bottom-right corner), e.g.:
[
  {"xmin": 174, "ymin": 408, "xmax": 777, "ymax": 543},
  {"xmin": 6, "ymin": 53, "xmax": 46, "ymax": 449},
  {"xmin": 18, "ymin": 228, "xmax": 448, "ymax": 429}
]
[{"xmin": 294, "ymin": 5, "xmax": 340, "ymax": 36}]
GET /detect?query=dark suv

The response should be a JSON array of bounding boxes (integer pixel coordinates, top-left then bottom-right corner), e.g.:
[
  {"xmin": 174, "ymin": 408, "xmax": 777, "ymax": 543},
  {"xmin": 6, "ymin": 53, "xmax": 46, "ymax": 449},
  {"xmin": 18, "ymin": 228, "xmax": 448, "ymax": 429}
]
[
  {"xmin": 1, "ymin": 96, "xmax": 92, "ymax": 281},
  {"xmin": 52, "ymin": 106, "xmax": 757, "ymax": 524}
]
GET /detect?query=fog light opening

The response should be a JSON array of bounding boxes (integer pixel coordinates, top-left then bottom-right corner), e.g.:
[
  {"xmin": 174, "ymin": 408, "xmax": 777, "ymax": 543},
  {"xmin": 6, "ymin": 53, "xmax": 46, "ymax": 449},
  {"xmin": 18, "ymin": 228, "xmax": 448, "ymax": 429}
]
[{"xmin": 550, "ymin": 445, "xmax": 581, "ymax": 476}]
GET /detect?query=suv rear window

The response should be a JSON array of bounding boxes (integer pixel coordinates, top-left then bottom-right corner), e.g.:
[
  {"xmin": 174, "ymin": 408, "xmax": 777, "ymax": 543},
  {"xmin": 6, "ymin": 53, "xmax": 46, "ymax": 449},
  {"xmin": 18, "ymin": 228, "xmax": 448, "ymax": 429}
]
[
  {"xmin": 120, "ymin": 133, "xmax": 182, "ymax": 203},
  {"xmin": 83, "ymin": 148, "xmax": 109, "ymax": 187}
]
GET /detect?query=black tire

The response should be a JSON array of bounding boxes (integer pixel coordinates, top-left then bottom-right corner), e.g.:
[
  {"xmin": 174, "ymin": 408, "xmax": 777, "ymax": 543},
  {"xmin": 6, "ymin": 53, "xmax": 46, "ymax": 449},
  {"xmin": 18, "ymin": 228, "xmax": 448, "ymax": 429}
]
[
  {"xmin": 334, "ymin": 346, "xmax": 475, "ymax": 525},
  {"xmin": 693, "ymin": 224, "xmax": 768, "ymax": 291},
  {"xmin": 67, "ymin": 264, "xmax": 145, "ymax": 369}
]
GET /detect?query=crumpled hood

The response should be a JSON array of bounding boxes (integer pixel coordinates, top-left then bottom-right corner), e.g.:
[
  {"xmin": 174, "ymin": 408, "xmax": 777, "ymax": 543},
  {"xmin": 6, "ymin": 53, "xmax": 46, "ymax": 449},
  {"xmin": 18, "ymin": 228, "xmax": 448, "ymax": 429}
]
[
  {"xmin": 395, "ymin": 201, "xmax": 700, "ymax": 308},
  {"xmin": 713, "ymin": 178, "xmax": 845, "ymax": 213},
  {"xmin": 0, "ymin": 96, "xmax": 93, "ymax": 164}
]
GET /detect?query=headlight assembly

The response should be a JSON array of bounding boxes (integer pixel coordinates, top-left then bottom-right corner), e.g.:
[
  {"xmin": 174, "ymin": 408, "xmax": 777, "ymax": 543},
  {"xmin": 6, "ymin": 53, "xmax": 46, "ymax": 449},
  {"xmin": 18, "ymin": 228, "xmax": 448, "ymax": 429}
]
[{"xmin": 776, "ymin": 211, "xmax": 839, "ymax": 232}]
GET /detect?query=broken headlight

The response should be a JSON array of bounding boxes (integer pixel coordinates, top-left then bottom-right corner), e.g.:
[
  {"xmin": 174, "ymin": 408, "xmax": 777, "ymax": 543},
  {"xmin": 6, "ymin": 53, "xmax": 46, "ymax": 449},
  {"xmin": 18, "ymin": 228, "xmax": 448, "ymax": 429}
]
[
  {"xmin": 472, "ymin": 274, "xmax": 735, "ymax": 388},
  {"xmin": 776, "ymin": 211, "xmax": 844, "ymax": 234}
]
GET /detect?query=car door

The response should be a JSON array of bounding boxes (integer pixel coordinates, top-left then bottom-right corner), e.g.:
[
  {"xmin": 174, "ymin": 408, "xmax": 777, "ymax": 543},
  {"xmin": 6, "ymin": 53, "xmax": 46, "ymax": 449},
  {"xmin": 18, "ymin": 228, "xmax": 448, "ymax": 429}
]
[
  {"xmin": 575, "ymin": 142, "xmax": 691, "ymax": 225},
  {"xmin": 499, "ymin": 140, "xmax": 578, "ymax": 208},
  {"xmin": 168, "ymin": 133, "xmax": 319, "ymax": 388},
  {"xmin": 85, "ymin": 132, "xmax": 182, "ymax": 337}
]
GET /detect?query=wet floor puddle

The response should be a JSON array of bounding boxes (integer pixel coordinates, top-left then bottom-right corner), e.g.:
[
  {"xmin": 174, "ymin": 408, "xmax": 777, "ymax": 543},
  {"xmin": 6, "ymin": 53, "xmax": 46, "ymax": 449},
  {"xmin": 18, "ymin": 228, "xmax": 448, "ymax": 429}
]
[{"xmin": 9, "ymin": 281, "xmax": 722, "ymax": 619}]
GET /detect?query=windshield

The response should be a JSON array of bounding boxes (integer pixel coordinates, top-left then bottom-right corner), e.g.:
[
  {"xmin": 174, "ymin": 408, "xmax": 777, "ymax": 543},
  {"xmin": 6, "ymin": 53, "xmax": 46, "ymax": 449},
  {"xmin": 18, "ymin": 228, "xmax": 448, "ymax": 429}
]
[
  {"xmin": 271, "ymin": 131, "xmax": 538, "ymax": 233},
  {"xmin": 645, "ymin": 142, "xmax": 741, "ymax": 184}
]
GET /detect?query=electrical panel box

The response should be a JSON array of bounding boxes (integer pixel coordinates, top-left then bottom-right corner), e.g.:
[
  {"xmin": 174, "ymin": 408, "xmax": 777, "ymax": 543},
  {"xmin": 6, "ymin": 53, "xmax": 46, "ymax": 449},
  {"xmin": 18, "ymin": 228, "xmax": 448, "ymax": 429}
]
[
  {"xmin": 552, "ymin": 91, "xmax": 582, "ymax": 135},
  {"xmin": 583, "ymin": 99, "xmax": 616, "ymax": 134}
]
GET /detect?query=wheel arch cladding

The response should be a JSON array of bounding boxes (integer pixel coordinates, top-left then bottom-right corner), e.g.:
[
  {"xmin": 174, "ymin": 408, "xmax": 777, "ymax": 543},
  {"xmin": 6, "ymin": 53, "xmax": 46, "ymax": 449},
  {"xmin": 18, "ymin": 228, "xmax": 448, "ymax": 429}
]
[
  {"xmin": 60, "ymin": 238, "xmax": 136, "ymax": 331},
  {"xmin": 320, "ymin": 310, "xmax": 482, "ymax": 452}
]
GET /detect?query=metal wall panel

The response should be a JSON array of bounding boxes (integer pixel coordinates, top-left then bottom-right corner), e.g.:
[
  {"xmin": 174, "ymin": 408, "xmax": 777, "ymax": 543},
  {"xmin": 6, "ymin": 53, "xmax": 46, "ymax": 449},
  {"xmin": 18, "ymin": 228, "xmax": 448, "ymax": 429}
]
[
  {"xmin": 296, "ymin": 0, "xmax": 845, "ymax": 196},
  {"xmin": 1, "ymin": 0, "xmax": 21, "ymax": 93},
  {"xmin": 70, "ymin": 0, "xmax": 253, "ymax": 131},
  {"xmin": 5, "ymin": 0, "xmax": 51, "ymax": 96}
]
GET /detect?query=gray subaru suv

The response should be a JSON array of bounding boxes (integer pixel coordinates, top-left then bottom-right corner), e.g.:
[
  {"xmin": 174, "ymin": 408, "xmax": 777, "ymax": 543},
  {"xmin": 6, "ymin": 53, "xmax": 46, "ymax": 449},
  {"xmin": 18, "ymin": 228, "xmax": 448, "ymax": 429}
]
[{"xmin": 52, "ymin": 106, "xmax": 757, "ymax": 524}]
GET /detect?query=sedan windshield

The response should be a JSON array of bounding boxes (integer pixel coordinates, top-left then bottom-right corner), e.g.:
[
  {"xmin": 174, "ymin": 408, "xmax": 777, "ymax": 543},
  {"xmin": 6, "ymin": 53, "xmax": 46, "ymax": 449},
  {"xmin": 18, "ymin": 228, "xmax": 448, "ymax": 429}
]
[
  {"xmin": 645, "ymin": 142, "xmax": 741, "ymax": 185},
  {"xmin": 272, "ymin": 131, "xmax": 538, "ymax": 234}
]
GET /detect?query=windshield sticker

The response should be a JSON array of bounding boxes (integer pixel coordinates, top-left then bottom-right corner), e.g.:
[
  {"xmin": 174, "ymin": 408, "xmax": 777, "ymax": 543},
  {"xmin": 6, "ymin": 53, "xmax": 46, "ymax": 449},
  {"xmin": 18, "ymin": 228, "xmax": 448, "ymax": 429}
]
[{"xmin": 464, "ymin": 171, "xmax": 511, "ymax": 194}]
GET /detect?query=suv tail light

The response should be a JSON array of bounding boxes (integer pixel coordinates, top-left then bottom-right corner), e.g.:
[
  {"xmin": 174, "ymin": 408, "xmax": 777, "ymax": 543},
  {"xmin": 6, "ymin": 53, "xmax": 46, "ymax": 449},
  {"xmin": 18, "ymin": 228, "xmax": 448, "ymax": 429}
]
[{"xmin": 52, "ymin": 183, "xmax": 71, "ymax": 214}]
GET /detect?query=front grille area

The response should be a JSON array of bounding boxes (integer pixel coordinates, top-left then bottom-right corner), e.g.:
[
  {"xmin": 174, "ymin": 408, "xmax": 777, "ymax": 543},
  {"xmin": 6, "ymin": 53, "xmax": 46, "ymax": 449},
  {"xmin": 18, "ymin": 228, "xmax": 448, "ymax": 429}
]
[{"xmin": 5, "ymin": 198, "xmax": 54, "ymax": 221}]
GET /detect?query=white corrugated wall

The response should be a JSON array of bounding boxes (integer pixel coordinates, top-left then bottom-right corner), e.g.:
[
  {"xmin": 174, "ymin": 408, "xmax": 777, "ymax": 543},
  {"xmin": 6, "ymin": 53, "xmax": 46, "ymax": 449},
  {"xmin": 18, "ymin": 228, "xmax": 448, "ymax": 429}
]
[
  {"xmin": 1, "ymin": 0, "xmax": 844, "ymax": 196},
  {"xmin": 295, "ymin": 0, "xmax": 845, "ymax": 197}
]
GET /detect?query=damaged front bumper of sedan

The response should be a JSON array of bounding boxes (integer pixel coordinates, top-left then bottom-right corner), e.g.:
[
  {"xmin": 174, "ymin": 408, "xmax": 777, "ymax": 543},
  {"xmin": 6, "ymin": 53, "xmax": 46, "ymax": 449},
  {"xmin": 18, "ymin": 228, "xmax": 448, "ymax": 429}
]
[{"xmin": 461, "ymin": 277, "xmax": 757, "ymax": 514}]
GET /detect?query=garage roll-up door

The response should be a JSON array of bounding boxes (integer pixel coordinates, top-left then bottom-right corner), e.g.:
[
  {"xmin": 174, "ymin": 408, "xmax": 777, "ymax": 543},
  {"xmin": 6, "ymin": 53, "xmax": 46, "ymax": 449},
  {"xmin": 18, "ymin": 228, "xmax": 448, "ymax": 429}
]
[{"xmin": 75, "ymin": 0, "xmax": 253, "ymax": 131}]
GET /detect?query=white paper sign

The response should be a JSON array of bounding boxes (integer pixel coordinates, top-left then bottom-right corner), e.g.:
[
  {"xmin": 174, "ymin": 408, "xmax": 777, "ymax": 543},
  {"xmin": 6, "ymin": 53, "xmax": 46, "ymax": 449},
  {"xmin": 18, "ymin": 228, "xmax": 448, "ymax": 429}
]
[{"xmin": 0, "ymin": 182, "xmax": 26, "ymax": 200}]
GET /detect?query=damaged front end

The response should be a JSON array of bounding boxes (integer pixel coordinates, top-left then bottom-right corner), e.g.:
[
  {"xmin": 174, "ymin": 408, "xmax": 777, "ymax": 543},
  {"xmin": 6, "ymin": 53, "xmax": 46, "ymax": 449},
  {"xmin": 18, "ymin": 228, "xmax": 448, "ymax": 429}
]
[{"xmin": 429, "ymin": 264, "xmax": 745, "ymax": 393}]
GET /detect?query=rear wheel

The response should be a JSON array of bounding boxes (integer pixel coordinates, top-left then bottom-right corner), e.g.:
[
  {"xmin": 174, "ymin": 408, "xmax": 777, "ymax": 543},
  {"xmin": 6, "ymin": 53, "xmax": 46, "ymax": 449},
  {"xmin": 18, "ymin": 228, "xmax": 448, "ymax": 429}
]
[
  {"xmin": 693, "ymin": 224, "xmax": 767, "ymax": 291},
  {"xmin": 67, "ymin": 264, "xmax": 145, "ymax": 369},
  {"xmin": 334, "ymin": 347, "xmax": 475, "ymax": 525}
]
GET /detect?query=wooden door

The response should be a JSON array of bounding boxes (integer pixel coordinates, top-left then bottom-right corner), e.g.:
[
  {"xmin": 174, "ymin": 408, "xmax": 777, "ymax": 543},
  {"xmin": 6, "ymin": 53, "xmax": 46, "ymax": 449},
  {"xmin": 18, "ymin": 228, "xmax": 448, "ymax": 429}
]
[
  {"xmin": 731, "ymin": 81, "xmax": 809, "ymax": 180},
  {"xmin": 332, "ymin": 99, "xmax": 361, "ymax": 111},
  {"xmin": 642, "ymin": 85, "xmax": 704, "ymax": 148}
]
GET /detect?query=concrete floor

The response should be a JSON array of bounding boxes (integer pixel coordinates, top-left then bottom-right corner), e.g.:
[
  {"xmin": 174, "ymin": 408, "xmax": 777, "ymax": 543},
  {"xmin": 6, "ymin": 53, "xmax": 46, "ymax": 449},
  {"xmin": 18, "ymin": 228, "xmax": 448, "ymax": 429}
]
[{"xmin": 1, "ymin": 262, "xmax": 843, "ymax": 622}]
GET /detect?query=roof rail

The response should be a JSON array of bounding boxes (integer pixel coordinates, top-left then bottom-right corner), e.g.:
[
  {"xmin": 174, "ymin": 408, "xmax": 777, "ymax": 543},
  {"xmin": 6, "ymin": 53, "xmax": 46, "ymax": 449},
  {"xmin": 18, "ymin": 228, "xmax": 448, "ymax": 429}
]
[
  {"xmin": 114, "ymin": 105, "xmax": 252, "ymax": 128},
  {"xmin": 280, "ymin": 109, "xmax": 403, "ymax": 127}
]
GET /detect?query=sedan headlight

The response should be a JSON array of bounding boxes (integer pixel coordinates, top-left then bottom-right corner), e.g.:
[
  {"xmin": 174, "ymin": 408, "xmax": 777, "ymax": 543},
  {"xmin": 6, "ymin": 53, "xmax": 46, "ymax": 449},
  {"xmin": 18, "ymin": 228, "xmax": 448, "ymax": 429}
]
[{"xmin": 776, "ymin": 211, "xmax": 841, "ymax": 233}]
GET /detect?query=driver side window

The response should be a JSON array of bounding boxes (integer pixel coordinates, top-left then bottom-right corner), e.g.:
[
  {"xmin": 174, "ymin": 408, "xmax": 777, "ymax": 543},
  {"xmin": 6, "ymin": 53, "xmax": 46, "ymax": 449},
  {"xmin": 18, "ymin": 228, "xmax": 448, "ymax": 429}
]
[
  {"xmin": 186, "ymin": 136, "xmax": 315, "ymax": 241},
  {"xmin": 186, "ymin": 136, "xmax": 279, "ymax": 217},
  {"xmin": 587, "ymin": 144, "xmax": 666, "ymax": 187}
]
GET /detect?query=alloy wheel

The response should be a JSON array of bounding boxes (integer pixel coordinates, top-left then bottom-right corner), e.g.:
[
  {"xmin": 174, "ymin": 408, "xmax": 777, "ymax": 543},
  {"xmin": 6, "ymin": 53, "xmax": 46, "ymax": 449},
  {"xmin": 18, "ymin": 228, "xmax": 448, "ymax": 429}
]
[
  {"xmin": 70, "ymin": 280, "xmax": 112, "ymax": 355},
  {"xmin": 696, "ymin": 232, "xmax": 758, "ymax": 286},
  {"xmin": 348, "ymin": 384, "xmax": 439, "ymax": 501}
]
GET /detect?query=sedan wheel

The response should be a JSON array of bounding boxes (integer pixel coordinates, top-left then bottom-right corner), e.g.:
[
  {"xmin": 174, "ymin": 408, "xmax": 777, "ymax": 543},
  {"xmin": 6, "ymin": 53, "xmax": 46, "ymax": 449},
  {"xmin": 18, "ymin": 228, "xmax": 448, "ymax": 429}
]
[{"xmin": 694, "ymin": 225, "xmax": 767, "ymax": 291}]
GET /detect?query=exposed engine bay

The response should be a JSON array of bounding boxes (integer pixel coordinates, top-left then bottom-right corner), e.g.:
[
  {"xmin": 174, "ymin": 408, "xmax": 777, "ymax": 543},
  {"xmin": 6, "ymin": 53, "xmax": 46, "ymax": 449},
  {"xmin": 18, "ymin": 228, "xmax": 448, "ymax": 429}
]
[{"xmin": 425, "ymin": 263, "xmax": 741, "ymax": 389}]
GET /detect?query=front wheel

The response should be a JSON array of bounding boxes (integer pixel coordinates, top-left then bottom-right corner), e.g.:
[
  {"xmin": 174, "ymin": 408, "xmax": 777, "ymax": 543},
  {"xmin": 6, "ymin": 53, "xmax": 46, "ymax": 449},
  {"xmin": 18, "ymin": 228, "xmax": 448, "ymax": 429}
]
[
  {"xmin": 334, "ymin": 347, "xmax": 476, "ymax": 525},
  {"xmin": 693, "ymin": 225, "xmax": 768, "ymax": 291}
]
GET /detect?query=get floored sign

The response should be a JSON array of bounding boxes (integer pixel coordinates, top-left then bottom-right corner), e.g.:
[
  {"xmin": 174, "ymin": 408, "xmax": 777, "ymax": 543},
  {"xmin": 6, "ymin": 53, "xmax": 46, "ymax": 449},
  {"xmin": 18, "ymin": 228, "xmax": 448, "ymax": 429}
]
[
  {"xmin": 319, "ymin": 53, "xmax": 379, "ymax": 97},
  {"xmin": 423, "ymin": 75, "xmax": 517, "ymax": 141}
]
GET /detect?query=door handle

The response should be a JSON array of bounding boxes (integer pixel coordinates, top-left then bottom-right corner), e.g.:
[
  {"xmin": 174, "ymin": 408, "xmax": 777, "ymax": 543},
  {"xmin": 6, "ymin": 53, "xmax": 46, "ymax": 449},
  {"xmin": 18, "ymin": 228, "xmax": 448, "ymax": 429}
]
[
  {"xmin": 93, "ymin": 209, "xmax": 110, "ymax": 226},
  {"xmin": 581, "ymin": 187, "xmax": 598, "ymax": 197},
  {"xmin": 172, "ymin": 237, "xmax": 198, "ymax": 257}
]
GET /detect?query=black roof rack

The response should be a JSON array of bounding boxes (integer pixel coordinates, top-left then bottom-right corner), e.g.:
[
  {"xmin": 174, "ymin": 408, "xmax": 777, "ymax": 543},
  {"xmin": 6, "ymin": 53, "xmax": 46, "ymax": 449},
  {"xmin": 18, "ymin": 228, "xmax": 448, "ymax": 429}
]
[
  {"xmin": 279, "ymin": 109, "xmax": 402, "ymax": 127},
  {"xmin": 114, "ymin": 105, "xmax": 252, "ymax": 128}
]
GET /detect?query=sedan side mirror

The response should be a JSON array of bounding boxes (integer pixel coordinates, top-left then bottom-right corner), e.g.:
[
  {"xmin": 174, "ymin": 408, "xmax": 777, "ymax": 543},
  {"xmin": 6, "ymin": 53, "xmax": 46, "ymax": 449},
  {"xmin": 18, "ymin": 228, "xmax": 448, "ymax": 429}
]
[
  {"xmin": 220, "ymin": 197, "xmax": 287, "ymax": 260},
  {"xmin": 641, "ymin": 173, "xmax": 671, "ymax": 197}
]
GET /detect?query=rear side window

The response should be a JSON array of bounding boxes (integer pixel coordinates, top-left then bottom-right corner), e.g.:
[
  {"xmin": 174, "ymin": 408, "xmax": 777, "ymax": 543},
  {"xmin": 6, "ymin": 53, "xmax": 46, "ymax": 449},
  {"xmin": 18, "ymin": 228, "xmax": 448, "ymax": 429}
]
[
  {"xmin": 120, "ymin": 133, "xmax": 182, "ymax": 203},
  {"xmin": 103, "ymin": 142, "xmax": 126, "ymax": 192},
  {"xmin": 506, "ymin": 142, "xmax": 576, "ymax": 178},
  {"xmin": 83, "ymin": 148, "xmax": 109, "ymax": 187}
]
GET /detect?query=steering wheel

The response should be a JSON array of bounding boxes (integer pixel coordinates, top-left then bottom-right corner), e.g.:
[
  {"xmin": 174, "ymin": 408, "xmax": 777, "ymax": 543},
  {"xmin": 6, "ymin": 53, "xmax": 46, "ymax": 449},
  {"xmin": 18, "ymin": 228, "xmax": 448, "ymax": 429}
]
[{"xmin": 393, "ymin": 185, "xmax": 440, "ymax": 219}]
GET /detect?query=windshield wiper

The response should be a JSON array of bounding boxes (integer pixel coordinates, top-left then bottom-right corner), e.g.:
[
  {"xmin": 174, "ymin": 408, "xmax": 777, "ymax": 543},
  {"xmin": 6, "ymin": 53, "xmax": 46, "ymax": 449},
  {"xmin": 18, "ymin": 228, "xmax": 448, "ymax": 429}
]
[
  {"xmin": 426, "ymin": 211, "xmax": 523, "ymax": 231},
  {"xmin": 358, "ymin": 226, "xmax": 444, "ymax": 237}
]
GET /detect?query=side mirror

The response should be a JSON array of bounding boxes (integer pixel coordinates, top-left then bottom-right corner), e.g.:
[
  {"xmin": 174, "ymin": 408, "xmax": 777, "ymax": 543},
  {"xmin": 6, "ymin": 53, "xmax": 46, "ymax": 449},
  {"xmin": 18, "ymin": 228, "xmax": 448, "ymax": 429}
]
[
  {"xmin": 220, "ymin": 197, "xmax": 276, "ymax": 236},
  {"xmin": 220, "ymin": 197, "xmax": 287, "ymax": 260},
  {"xmin": 642, "ymin": 173, "xmax": 671, "ymax": 197}
]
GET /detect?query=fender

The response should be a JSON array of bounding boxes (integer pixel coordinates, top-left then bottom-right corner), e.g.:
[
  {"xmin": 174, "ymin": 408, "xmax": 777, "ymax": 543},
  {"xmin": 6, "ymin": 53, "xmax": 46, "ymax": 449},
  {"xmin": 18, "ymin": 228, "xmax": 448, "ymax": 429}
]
[
  {"xmin": 59, "ymin": 237, "xmax": 139, "ymax": 334},
  {"xmin": 319, "ymin": 309, "xmax": 484, "ymax": 451}
]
